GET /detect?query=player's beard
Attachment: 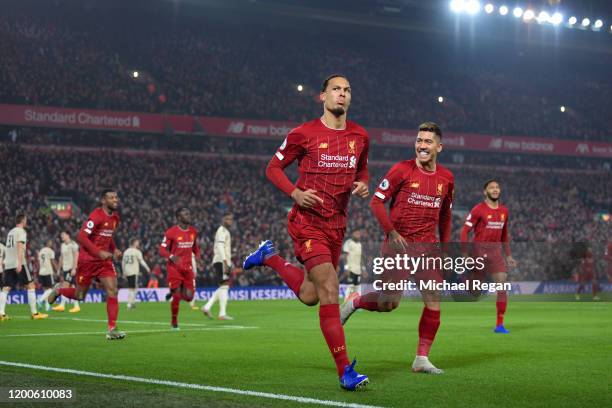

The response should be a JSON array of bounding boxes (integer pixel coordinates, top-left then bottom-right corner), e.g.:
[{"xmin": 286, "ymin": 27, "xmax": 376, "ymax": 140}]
[
  {"xmin": 486, "ymin": 193, "xmax": 500, "ymax": 202},
  {"xmin": 326, "ymin": 104, "xmax": 346, "ymax": 117}
]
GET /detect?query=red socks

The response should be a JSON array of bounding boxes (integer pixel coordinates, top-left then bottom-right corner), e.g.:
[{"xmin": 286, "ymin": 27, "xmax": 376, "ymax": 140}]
[
  {"xmin": 319, "ymin": 304, "xmax": 350, "ymax": 376},
  {"xmin": 496, "ymin": 291, "xmax": 507, "ymax": 326},
  {"xmin": 171, "ymin": 293, "xmax": 181, "ymax": 326},
  {"xmin": 417, "ymin": 307, "xmax": 440, "ymax": 357},
  {"xmin": 353, "ymin": 292, "xmax": 380, "ymax": 311},
  {"xmin": 57, "ymin": 287, "xmax": 77, "ymax": 300},
  {"xmin": 265, "ymin": 255, "xmax": 305, "ymax": 296},
  {"xmin": 107, "ymin": 296, "xmax": 118, "ymax": 330}
]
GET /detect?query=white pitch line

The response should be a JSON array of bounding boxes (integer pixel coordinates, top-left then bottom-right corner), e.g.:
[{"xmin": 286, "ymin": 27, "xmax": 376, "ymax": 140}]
[
  {"xmin": 13, "ymin": 316, "xmax": 256, "ymax": 329},
  {"xmin": 0, "ymin": 361, "xmax": 384, "ymax": 408},
  {"xmin": 0, "ymin": 327, "xmax": 257, "ymax": 338}
]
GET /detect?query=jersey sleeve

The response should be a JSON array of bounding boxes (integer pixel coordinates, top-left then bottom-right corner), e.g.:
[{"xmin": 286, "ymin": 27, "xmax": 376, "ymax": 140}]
[
  {"xmin": 265, "ymin": 129, "xmax": 307, "ymax": 196},
  {"xmin": 370, "ymin": 163, "xmax": 406, "ymax": 234},
  {"xmin": 342, "ymin": 240, "xmax": 350, "ymax": 254},
  {"xmin": 192, "ymin": 229, "xmax": 201, "ymax": 259},
  {"xmin": 159, "ymin": 230, "xmax": 173, "ymax": 259},
  {"xmin": 354, "ymin": 133, "xmax": 369, "ymax": 184},
  {"xmin": 438, "ymin": 179, "xmax": 454, "ymax": 243},
  {"xmin": 460, "ymin": 205, "xmax": 480, "ymax": 242},
  {"xmin": 17, "ymin": 229, "xmax": 27, "ymax": 243},
  {"xmin": 501, "ymin": 209, "xmax": 511, "ymax": 256},
  {"xmin": 77, "ymin": 212, "xmax": 102, "ymax": 257}
]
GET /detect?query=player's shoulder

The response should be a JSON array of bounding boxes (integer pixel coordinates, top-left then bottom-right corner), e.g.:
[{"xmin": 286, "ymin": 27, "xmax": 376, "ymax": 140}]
[
  {"xmin": 290, "ymin": 119, "xmax": 319, "ymax": 136},
  {"xmin": 189, "ymin": 226, "xmax": 198, "ymax": 235},
  {"xmin": 499, "ymin": 203, "xmax": 510, "ymax": 213},
  {"xmin": 346, "ymin": 120, "xmax": 368, "ymax": 138},
  {"xmin": 436, "ymin": 163, "xmax": 454, "ymax": 181},
  {"xmin": 165, "ymin": 225, "xmax": 178, "ymax": 235},
  {"xmin": 471, "ymin": 202, "xmax": 486, "ymax": 213}
]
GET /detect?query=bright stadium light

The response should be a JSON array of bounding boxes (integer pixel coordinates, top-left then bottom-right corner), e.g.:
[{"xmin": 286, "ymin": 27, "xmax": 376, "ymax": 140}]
[
  {"xmin": 297, "ymin": 84, "xmax": 303, "ymax": 92},
  {"xmin": 568, "ymin": 16, "xmax": 577, "ymax": 25},
  {"xmin": 450, "ymin": 0, "xmax": 465, "ymax": 13},
  {"xmin": 484, "ymin": 3, "xmax": 494, "ymax": 14},
  {"xmin": 594, "ymin": 19, "xmax": 603, "ymax": 29},
  {"xmin": 132, "ymin": 71, "xmax": 139, "ymax": 78},
  {"xmin": 438, "ymin": 96, "xmax": 444, "ymax": 103},
  {"xmin": 581, "ymin": 18, "xmax": 590, "ymax": 27},
  {"xmin": 549, "ymin": 12, "xmax": 563, "ymax": 25},
  {"xmin": 499, "ymin": 5, "xmax": 508, "ymax": 16},
  {"xmin": 465, "ymin": 0, "xmax": 480, "ymax": 15},
  {"xmin": 560, "ymin": 106, "xmax": 566, "ymax": 113},
  {"xmin": 523, "ymin": 10, "xmax": 535, "ymax": 21},
  {"xmin": 513, "ymin": 7, "xmax": 523, "ymax": 18},
  {"xmin": 537, "ymin": 11, "xmax": 550, "ymax": 24}
]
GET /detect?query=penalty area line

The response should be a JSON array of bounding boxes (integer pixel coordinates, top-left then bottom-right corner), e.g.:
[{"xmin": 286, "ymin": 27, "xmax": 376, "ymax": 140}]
[{"xmin": 0, "ymin": 361, "xmax": 385, "ymax": 408}]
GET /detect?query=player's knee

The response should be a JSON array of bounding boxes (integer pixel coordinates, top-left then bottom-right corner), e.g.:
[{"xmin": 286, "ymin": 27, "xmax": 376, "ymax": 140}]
[
  {"xmin": 317, "ymin": 281, "xmax": 338, "ymax": 300},
  {"xmin": 379, "ymin": 301, "xmax": 398, "ymax": 312},
  {"xmin": 105, "ymin": 288, "xmax": 118, "ymax": 298},
  {"xmin": 302, "ymin": 298, "xmax": 319, "ymax": 307}
]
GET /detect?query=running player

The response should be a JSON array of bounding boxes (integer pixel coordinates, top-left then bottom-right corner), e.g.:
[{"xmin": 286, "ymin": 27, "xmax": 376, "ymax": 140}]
[
  {"xmin": 122, "ymin": 238, "xmax": 150, "ymax": 309},
  {"xmin": 47, "ymin": 190, "xmax": 125, "ymax": 339},
  {"xmin": 37, "ymin": 240, "xmax": 57, "ymax": 311},
  {"xmin": 0, "ymin": 214, "xmax": 48, "ymax": 320},
  {"xmin": 53, "ymin": 231, "xmax": 80, "ymax": 312},
  {"xmin": 342, "ymin": 230, "xmax": 363, "ymax": 300},
  {"xmin": 159, "ymin": 208, "xmax": 201, "ymax": 329},
  {"xmin": 460, "ymin": 179, "xmax": 517, "ymax": 333},
  {"xmin": 202, "ymin": 213, "xmax": 233, "ymax": 320},
  {"xmin": 341, "ymin": 122, "xmax": 453, "ymax": 375},
  {"xmin": 243, "ymin": 74, "xmax": 370, "ymax": 390}
]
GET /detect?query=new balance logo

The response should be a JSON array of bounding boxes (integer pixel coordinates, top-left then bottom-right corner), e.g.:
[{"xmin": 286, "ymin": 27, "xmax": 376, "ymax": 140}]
[
  {"xmin": 227, "ymin": 122, "xmax": 245, "ymax": 134},
  {"xmin": 319, "ymin": 143, "xmax": 328, "ymax": 149}
]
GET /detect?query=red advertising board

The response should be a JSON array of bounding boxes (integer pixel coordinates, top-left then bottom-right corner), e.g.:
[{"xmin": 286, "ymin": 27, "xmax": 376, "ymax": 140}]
[{"xmin": 1, "ymin": 104, "xmax": 610, "ymax": 158}]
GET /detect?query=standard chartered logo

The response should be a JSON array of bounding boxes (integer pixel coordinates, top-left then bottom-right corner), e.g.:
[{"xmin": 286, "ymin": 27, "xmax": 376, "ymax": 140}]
[{"xmin": 318, "ymin": 153, "xmax": 356, "ymax": 168}]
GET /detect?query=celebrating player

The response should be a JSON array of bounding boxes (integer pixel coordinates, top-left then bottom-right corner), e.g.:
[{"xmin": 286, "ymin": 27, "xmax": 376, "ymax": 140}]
[
  {"xmin": 37, "ymin": 240, "xmax": 58, "ymax": 311},
  {"xmin": 0, "ymin": 214, "xmax": 48, "ymax": 320},
  {"xmin": 460, "ymin": 179, "xmax": 517, "ymax": 333},
  {"xmin": 52, "ymin": 231, "xmax": 80, "ymax": 312},
  {"xmin": 122, "ymin": 238, "xmax": 150, "ymax": 309},
  {"xmin": 341, "ymin": 122, "xmax": 454, "ymax": 375},
  {"xmin": 47, "ymin": 190, "xmax": 124, "ymax": 339},
  {"xmin": 159, "ymin": 208, "xmax": 201, "ymax": 330},
  {"xmin": 342, "ymin": 229, "xmax": 363, "ymax": 300},
  {"xmin": 243, "ymin": 74, "xmax": 370, "ymax": 390},
  {"xmin": 202, "ymin": 213, "xmax": 233, "ymax": 320}
]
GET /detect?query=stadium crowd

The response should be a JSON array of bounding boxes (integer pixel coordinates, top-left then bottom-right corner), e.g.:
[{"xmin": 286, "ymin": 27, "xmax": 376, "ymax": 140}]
[
  {"xmin": 1, "ymin": 141, "xmax": 609, "ymax": 288},
  {"xmin": 1, "ymin": 12, "xmax": 611, "ymax": 141}
]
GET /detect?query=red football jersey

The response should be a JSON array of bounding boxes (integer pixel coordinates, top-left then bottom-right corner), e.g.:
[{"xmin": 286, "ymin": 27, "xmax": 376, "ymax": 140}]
[
  {"xmin": 78, "ymin": 207, "xmax": 120, "ymax": 262},
  {"xmin": 580, "ymin": 249, "xmax": 594, "ymax": 274},
  {"xmin": 159, "ymin": 225, "xmax": 200, "ymax": 271},
  {"xmin": 266, "ymin": 118, "xmax": 369, "ymax": 229},
  {"xmin": 372, "ymin": 159, "xmax": 454, "ymax": 243},
  {"xmin": 461, "ymin": 201, "xmax": 511, "ymax": 256}
]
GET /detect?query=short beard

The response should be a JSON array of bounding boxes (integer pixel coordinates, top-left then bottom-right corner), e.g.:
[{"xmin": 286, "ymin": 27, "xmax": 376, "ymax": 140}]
[
  {"xmin": 486, "ymin": 193, "xmax": 499, "ymax": 202},
  {"xmin": 326, "ymin": 105, "xmax": 345, "ymax": 117}
]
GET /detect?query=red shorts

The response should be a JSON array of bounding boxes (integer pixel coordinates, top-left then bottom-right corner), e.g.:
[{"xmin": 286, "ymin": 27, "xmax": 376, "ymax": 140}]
[
  {"xmin": 378, "ymin": 240, "xmax": 443, "ymax": 293},
  {"xmin": 578, "ymin": 271, "xmax": 594, "ymax": 282},
  {"xmin": 76, "ymin": 260, "xmax": 116, "ymax": 287},
  {"xmin": 480, "ymin": 254, "xmax": 507, "ymax": 274},
  {"xmin": 167, "ymin": 265, "xmax": 195, "ymax": 291},
  {"xmin": 287, "ymin": 219, "xmax": 345, "ymax": 270}
]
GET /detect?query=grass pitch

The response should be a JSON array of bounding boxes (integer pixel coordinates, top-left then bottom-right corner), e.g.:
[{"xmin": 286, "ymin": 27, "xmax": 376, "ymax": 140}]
[{"xmin": 0, "ymin": 297, "xmax": 610, "ymax": 408}]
